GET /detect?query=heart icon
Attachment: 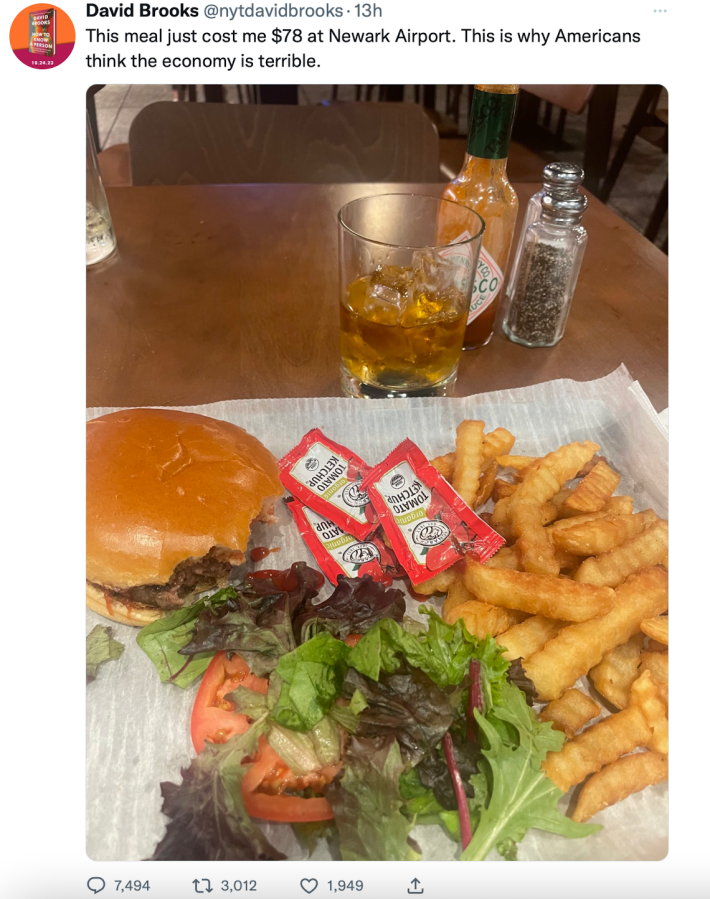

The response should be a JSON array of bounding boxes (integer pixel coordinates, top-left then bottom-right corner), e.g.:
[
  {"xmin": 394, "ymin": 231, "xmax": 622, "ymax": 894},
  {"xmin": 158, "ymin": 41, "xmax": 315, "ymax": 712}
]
[{"xmin": 300, "ymin": 879, "xmax": 318, "ymax": 894}]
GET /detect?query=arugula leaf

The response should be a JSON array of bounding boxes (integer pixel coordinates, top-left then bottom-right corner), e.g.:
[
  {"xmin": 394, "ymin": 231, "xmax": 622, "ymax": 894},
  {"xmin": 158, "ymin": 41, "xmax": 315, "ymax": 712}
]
[
  {"xmin": 86, "ymin": 625, "xmax": 124, "ymax": 683},
  {"xmin": 325, "ymin": 737, "xmax": 418, "ymax": 861},
  {"xmin": 294, "ymin": 574, "xmax": 406, "ymax": 643},
  {"xmin": 341, "ymin": 665, "xmax": 455, "ymax": 765},
  {"xmin": 460, "ymin": 708, "xmax": 601, "ymax": 861},
  {"xmin": 136, "ymin": 591, "xmax": 231, "ymax": 688},
  {"xmin": 151, "ymin": 719, "xmax": 284, "ymax": 860},
  {"xmin": 269, "ymin": 632, "xmax": 350, "ymax": 732}
]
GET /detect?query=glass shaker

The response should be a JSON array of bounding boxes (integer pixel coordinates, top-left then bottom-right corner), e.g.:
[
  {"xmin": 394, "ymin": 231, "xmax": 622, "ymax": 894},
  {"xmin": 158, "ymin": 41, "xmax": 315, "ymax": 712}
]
[
  {"xmin": 86, "ymin": 113, "xmax": 117, "ymax": 265},
  {"xmin": 506, "ymin": 162, "xmax": 584, "ymax": 292},
  {"xmin": 502, "ymin": 192, "xmax": 588, "ymax": 347}
]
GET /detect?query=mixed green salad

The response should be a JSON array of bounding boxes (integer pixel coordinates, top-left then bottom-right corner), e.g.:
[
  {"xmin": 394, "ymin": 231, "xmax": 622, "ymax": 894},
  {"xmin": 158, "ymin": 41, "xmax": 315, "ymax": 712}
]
[{"xmin": 135, "ymin": 563, "xmax": 600, "ymax": 861}]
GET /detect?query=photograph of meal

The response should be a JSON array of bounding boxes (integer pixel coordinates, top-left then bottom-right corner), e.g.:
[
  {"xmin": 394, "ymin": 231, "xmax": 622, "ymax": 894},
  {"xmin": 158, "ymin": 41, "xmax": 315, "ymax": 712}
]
[{"xmin": 86, "ymin": 84, "xmax": 668, "ymax": 862}]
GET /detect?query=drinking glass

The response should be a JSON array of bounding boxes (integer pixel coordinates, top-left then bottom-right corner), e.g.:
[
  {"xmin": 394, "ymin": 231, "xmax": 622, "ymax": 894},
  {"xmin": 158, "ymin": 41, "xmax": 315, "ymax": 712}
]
[
  {"xmin": 86, "ymin": 114, "xmax": 117, "ymax": 265},
  {"xmin": 338, "ymin": 194, "xmax": 484, "ymax": 398}
]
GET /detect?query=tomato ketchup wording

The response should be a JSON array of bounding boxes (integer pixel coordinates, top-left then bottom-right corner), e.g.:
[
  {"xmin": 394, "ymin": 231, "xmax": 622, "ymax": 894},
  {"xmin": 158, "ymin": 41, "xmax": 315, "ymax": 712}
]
[
  {"xmin": 361, "ymin": 439, "xmax": 505, "ymax": 585},
  {"xmin": 279, "ymin": 428, "xmax": 377, "ymax": 540},
  {"xmin": 286, "ymin": 498, "xmax": 401, "ymax": 586}
]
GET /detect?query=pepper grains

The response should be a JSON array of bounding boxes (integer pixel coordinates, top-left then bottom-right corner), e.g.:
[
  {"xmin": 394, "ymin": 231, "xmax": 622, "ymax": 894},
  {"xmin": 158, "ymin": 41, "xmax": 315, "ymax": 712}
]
[{"xmin": 503, "ymin": 192, "xmax": 588, "ymax": 348}]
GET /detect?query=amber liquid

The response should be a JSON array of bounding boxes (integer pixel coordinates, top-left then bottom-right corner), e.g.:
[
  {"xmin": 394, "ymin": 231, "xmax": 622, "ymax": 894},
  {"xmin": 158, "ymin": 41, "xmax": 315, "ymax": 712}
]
[
  {"xmin": 441, "ymin": 156, "xmax": 518, "ymax": 348},
  {"xmin": 340, "ymin": 265, "xmax": 468, "ymax": 393}
]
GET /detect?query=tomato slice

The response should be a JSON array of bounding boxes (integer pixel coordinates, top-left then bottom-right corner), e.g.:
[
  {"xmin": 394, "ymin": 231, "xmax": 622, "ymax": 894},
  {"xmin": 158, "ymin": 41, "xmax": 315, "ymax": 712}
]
[
  {"xmin": 242, "ymin": 735, "xmax": 336, "ymax": 823},
  {"xmin": 191, "ymin": 651, "xmax": 268, "ymax": 754},
  {"xmin": 191, "ymin": 654, "xmax": 337, "ymax": 822}
]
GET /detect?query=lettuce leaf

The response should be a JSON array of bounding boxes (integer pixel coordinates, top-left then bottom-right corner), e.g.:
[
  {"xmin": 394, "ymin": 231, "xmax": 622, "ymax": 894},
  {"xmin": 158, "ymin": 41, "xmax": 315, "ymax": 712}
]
[
  {"xmin": 340, "ymin": 665, "xmax": 455, "ymax": 765},
  {"xmin": 180, "ymin": 563, "xmax": 322, "ymax": 677},
  {"xmin": 150, "ymin": 719, "xmax": 284, "ymax": 861},
  {"xmin": 136, "ymin": 589, "xmax": 233, "ymax": 688},
  {"xmin": 294, "ymin": 574, "xmax": 406, "ymax": 643},
  {"xmin": 325, "ymin": 737, "xmax": 417, "ymax": 861},
  {"xmin": 269, "ymin": 632, "xmax": 351, "ymax": 732},
  {"xmin": 86, "ymin": 625, "xmax": 124, "ymax": 684}
]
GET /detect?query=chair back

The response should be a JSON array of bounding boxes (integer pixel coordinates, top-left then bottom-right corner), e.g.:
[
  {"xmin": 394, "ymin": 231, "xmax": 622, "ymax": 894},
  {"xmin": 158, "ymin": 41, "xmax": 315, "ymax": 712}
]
[{"xmin": 129, "ymin": 102, "xmax": 440, "ymax": 185}]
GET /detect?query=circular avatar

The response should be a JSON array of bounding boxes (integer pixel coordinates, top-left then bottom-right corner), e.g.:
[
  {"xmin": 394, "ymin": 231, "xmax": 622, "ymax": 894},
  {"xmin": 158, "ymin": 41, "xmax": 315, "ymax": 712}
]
[{"xmin": 10, "ymin": 5, "xmax": 75, "ymax": 69}]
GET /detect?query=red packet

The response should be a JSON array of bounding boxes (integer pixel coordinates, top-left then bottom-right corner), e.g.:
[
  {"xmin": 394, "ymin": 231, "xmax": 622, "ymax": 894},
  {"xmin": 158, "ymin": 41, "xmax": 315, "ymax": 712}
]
[
  {"xmin": 279, "ymin": 428, "xmax": 377, "ymax": 540},
  {"xmin": 361, "ymin": 438, "xmax": 505, "ymax": 585},
  {"xmin": 286, "ymin": 498, "xmax": 400, "ymax": 586}
]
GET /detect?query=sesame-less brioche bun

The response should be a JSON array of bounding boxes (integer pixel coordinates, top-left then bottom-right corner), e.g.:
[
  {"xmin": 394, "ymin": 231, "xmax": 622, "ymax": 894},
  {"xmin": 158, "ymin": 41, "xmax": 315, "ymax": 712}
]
[{"xmin": 87, "ymin": 408, "xmax": 283, "ymax": 625}]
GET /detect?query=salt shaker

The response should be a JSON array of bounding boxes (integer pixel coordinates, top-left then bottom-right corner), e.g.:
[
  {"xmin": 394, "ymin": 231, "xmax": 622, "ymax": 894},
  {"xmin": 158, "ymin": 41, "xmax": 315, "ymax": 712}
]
[{"xmin": 502, "ymin": 192, "xmax": 588, "ymax": 347}]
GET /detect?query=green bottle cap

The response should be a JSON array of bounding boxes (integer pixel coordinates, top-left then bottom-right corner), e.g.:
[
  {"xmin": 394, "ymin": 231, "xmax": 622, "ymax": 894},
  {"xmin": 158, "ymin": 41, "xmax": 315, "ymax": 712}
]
[{"xmin": 467, "ymin": 89, "xmax": 518, "ymax": 160}]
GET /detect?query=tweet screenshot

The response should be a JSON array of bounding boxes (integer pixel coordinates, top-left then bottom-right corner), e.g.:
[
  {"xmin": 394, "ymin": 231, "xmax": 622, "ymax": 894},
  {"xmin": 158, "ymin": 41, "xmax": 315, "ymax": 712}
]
[{"xmin": 5, "ymin": 0, "xmax": 702, "ymax": 896}]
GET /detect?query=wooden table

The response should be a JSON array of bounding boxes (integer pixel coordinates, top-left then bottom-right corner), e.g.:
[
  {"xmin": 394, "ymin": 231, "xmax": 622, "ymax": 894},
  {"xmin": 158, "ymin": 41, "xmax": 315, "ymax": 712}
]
[{"xmin": 87, "ymin": 183, "xmax": 668, "ymax": 410}]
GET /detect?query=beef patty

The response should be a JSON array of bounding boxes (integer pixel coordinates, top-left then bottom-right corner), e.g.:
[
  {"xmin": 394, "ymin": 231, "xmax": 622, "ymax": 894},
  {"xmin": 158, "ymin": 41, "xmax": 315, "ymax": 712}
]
[{"xmin": 87, "ymin": 545, "xmax": 245, "ymax": 611}]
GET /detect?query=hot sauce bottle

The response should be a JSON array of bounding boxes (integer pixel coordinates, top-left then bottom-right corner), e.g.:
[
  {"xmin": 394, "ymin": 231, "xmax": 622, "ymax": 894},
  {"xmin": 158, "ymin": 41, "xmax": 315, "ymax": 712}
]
[{"xmin": 441, "ymin": 85, "xmax": 519, "ymax": 349}]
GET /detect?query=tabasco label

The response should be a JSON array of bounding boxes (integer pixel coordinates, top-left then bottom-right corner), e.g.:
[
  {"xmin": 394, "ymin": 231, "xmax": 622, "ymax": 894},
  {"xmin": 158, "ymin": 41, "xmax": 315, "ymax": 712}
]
[{"xmin": 468, "ymin": 247, "xmax": 504, "ymax": 325}]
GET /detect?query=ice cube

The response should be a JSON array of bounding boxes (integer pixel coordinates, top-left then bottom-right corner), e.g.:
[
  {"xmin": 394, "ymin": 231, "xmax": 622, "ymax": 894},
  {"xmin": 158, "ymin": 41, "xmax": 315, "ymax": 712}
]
[
  {"xmin": 363, "ymin": 279, "xmax": 404, "ymax": 326},
  {"xmin": 411, "ymin": 249, "xmax": 458, "ymax": 294}
]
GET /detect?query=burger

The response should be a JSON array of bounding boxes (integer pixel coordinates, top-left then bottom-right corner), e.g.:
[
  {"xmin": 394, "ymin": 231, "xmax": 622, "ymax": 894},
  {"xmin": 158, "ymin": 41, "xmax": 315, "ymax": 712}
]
[{"xmin": 86, "ymin": 408, "xmax": 284, "ymax": 626}]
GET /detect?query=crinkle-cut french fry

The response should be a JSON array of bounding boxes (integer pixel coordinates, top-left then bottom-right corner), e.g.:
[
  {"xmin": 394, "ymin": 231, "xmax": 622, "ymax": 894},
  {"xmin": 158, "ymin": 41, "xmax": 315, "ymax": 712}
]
[
  {"xmin": 453, "ymin": 420, "xmax": 485, "ymax": 508},
  {"xmin": 629, "ymin": 670, "xmax": 668, "ymax": 754},
  {"xmin": 497, "ymin": 454, "xmax": 539, "ymax": 470},
  {"xmin": 482, "ymin": 428, "xmax": 515, "ymax": 463},
  {"xmin": 474, "ymin": 461, "xmax": 498, "ymax": 509},
  {"xmin": 640, "ymin": 615, "xmax": 668, "ymax": 645},
  {"xmin": 413, "ymin": 567, "xmax": 458, "ymax": 595},
  {"xmin": 574, "ymin": 519, "xmax": 669, "ymax": 587},
  {"xmin": 523, "ymin": 567, "xmax": 668, "ymax": 700},
  {"xmin": 602, "ymin": 495, "xmax": 634, "ymax": 515},
  {"xmin": 542, "ymin": 707, "xmax": 652, "ymax": 793},
  {"xmin": 463, "ymin": 558, "xmax": 614, "ymax": 622},
  {"xmin": 561, "ymin": 460, "xmax": 621, "ymax": 513},
  {"xmin": 492, "ymin": 479, "xmax": 517, "ymax": 502},
  {"xmin": 547, "ymin": 511, "xmax": 610, "ymax": 531},
  {"xmin": 443, "ymin": 579, "xmax": 523, "ymax": 638},
  {"xmin": 484, "ymin": 546, "xmax": 522, "ymax": 570},
  {"xmin": 538, "ymin": 688, "xmax": 601, "ymax": 739},
  {"xmin": 555, "ymin": 547, "xmax": 579, "ymax": 571},
  {"xmin": 496, "ymin": 615, "xmax": 564, "ymax": 661},
  {"xmin": 430, "ymin": 452, "xmax": 455, "ymax": 481},
  {"xmin": 509, "ymin": 441, "xmax": 599, "ymax": 576},
  {"xmin": 571, "ymin": 752, "xmax": 668, "ymax": 822},
  {"xmin": 589, "ymin": 634, "xmax": 645, "ymax": 709},
  {"xmin": 553, "ymin": 488, "xmax": 573, "ymax": 506},
  {"xmin": 548, "ymin": 510, "xmax": 656, "ymax": 556},
  {"xmin": 640, "ymin": 652, "xmax": 668, "ymax": 708}
]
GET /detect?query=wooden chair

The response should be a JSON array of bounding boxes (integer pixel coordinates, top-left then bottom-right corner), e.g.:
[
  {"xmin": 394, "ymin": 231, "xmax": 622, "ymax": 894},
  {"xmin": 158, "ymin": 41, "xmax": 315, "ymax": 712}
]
[
  {"xmin": 515, "ymin": 85, "xmax": 619, "ymax": 196},
  {"xmin": 128, "ymin": 102, "xmax": 440, "ymax": 185}
]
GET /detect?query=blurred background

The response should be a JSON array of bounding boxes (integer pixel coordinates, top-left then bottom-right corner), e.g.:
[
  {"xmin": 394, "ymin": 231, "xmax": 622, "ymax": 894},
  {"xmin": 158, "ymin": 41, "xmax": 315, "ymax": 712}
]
[{"xmin": 90, "ymin": 84, "xmax": 668, "ymax": 252}]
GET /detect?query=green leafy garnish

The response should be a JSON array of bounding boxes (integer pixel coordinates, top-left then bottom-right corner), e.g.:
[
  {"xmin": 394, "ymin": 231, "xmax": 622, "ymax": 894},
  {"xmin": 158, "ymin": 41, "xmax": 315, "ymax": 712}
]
[
  {"xmin": 136, "ymin": 594, "xmax": 221, "ymax": 688},
  {"xmin": 461, "ymin": 691, "xmax": 602, "ymax": 861},
  {"xmin": 86, "ymin": 625, "xmax": 124, "ymax": 683},
  {"xmin": 326, "ymin": 738, "xmax": 418, "ymax": 861}
]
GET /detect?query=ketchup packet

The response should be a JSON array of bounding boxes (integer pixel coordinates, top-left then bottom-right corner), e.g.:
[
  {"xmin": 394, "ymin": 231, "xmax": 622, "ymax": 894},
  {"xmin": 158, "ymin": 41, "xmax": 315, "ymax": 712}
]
[
  {"xmin": 361, "ymin": 438, "xmax": 505, "ymax": 585},
  {"xmin": 279, "ymin": 428, "xmax": 377, "ymax": 540},
  {"xmin": 287, "ymin": 498, "xmax": 401, "ymax": 586}
]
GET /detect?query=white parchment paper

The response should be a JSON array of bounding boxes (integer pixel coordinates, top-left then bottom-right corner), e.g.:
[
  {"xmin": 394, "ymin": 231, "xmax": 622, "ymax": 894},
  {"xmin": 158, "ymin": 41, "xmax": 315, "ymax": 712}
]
[{"xmin": 86, "ymin": 365, "xmax": 668, "ymax": 862}]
